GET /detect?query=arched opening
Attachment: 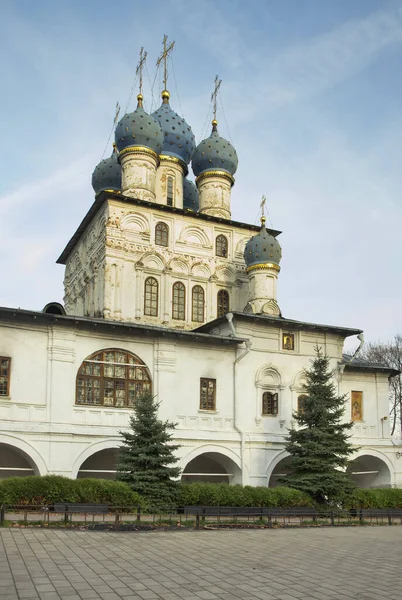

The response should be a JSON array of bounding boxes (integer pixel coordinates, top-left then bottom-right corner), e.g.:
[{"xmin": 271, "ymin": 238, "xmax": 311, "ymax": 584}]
[
  {"xmin": 42, "ymin": 302, "xmax": 66, "ymax": 315},
  {"xmin": 77, "ymin": 448, "xmax": 119, "ymax": 480},
  {"xmin": 0, "ymin": 443, "xmax": 39, "ymax": 478},
  {"xmin": 182, "ymin": 452, "xmax": 242, "ymax": 485},
  {"xmin": 268, "ymin": 456, "xmax": 292, "ymax": 488},
  {"xmin": 217, "ymin": 289, "xmax": 229, "ymax": 318},
  {"xmin": 347, "ymin": 455, "xmax": 391, "ymax": 488},
  {"xmin": 76, "ymin": 349, "xmax": 152, "ymax": 408}
]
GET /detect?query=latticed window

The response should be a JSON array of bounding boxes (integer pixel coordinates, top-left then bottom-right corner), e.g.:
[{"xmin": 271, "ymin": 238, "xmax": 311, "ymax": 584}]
[
  {"xmin": 167, "ymin": 176, "xmax": 174, "ymax": 206},
  {"xmin": 262, "ymin": 392, "xmax": 278, "ymax": 416},
  {"xmin": 200, "ymin": 378, "xmax": 216, "ymax": 410},
  {"xmin": 172, "ymin": 281, "xmax": 185, "ymax": 320},
  {"xmin": 0, "ymin": 357, "xmax": 11, "ymax": 396},
  {"xmin": 144, "ymin": 277, "xmax": 158, "ymax": 317},
  {"xmin": 155, "ymin": 222, "xmax": 169, "ymax": 247},
  {"xmin": 76, "ymin": 349, "xmax": 151, "ymax": 408},
  {"xmin": 298, "ymin": 394, "xmax": 307, "ymax": 415},
  {"xmin": 217, "ymin": 289, "xmax": 229, "ymax": 318},
  {"xmin": 192, "ymin": 285, "xmax": 205, "ymax": 323},
  {"xmin": 216, "ymin": 234, "xmax": 228, "ymax": 257}
]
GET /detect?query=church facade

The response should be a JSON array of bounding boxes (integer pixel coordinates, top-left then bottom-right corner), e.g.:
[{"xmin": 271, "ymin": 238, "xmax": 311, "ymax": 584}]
[{"xmin": 1, "ymin": 52, "xmax": 401, "ymax": 487}]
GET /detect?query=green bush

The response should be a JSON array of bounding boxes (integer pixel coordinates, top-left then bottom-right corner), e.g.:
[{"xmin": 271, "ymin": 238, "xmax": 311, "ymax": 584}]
[
  {"xmin": 345, "ymin": 488, "xmax": 402, "ymax": 509},
  {"xmin": 0, "ymin": 476, "xmax": 144, "ymax": 508},
  {"xmin": 177, "ymin": 483, "xmax": 313, "ymax": 507}
]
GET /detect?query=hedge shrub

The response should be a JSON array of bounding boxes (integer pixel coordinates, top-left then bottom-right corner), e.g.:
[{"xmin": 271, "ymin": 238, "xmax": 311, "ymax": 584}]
[
  {"xmin": 345, "ymin": 488, "xmax": 402, "ymax": 509},
  {"xmin": 177, "ymin": 483, "xmax": 313, "ymax": 507},
  {"xmin": 0, "ymin": 476, "xmax": 145, "ymax": 508}
]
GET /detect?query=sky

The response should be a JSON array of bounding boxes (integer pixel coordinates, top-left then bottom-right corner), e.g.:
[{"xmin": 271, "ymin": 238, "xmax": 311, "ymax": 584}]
[{"xmin": 1, "ymin": 0, "xmax": 402, "ymax": 347}]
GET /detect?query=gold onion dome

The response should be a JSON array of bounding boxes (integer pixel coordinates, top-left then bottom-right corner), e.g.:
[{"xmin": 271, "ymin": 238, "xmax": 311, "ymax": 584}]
[
  {"xmin": 244, "ymin": 216, "xmax": 282, "ymax": 268},
  {"xmin": 115, "ymin": 95, "xmax": 164, "ymax": 154}
]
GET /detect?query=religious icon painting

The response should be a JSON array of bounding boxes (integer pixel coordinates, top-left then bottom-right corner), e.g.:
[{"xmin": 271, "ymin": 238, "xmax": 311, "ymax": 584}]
[
  {"xmin": 351, "ymin": 391, "xmax": 363, "ymax": 421},
  {"xmin": 282, "ymin": 332, "xmax": 295, "ymax": 351}
]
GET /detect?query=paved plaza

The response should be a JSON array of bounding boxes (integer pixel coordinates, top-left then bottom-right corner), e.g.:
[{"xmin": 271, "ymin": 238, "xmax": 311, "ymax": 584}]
[{"xmin": 0, "ymin": 527, "xmax": 400, "ymax": 600}]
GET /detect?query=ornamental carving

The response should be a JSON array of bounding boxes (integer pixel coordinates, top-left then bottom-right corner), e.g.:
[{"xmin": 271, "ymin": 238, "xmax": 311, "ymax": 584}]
[{"xmin": 106, "ymin": 213, "xmax": 121, "ymax": 228}]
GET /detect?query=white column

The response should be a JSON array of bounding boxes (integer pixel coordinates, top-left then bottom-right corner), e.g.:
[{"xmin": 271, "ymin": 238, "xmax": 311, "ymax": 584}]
[
  {"xmin": 120, "ymin": 147, "xmax": 159, "ymax": 201},
  {"xmin": 196, "ymin": 171, "xmax": 234, "ymax": 219},
  {"xmin": 245, "ymin": 265, "xmax": 281, "ymax": 316},
  {"xmin": 155, "ymin": 156, "xmax": 185, "ymax": 208}
]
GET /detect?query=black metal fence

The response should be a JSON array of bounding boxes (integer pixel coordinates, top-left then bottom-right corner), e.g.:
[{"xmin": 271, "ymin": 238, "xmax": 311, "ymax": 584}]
[{"xmin": 1, "ymin": 504, "xmax": 402, "ymax": 529}]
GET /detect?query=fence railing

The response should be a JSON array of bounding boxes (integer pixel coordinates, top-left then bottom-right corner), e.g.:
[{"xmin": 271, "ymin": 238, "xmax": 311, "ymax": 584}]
[{"xmin": 1, "ymin": 504, "xmax": 402, "ymax": 529}]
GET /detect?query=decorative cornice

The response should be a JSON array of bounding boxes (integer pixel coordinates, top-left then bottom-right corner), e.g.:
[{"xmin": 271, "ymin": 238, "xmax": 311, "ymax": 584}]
[
  {"xmin": 196, "ymin": 170, "xmax": 235, "ymax": 187},
  {"xmin": 159, "ymin": 154, "xmax": 188, "ymax": 175},
  {"xmin": 246, "ymin": 262, "xmax": 281, "ymax": 273},
  {"xmin": 118, "ymin": 146, "xmax": 159, "ymax": 161},
  {"xmin": 95, "ymin": 189, "xmax": 121, "ymax": 197}
]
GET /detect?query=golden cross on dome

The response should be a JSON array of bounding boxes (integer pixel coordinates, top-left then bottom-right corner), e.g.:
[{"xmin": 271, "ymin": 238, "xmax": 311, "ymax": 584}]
[
  {"xmin": 260, "ymin": 195, "xmax": 267, "ymax": 224},
  {"xmin": 211, "ymin": 75, "xmax": 222, "ymax": 124},
  {"xmin": 156, "ymin": 35, "xmax": 175, "ymax": 92},
  {"xmin": 136, "ymin": 47, "xmax": 148, "ymax": 97}
]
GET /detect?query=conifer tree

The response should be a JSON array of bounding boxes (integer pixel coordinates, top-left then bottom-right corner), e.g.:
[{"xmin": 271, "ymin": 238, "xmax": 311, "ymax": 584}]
[
  {"xmin": 280, "ymin": 347, "xmax": 356, "ymax": 505},
  {"xmin": 117, "ymin": 392, "xmax": 181, "ymax": 507}
]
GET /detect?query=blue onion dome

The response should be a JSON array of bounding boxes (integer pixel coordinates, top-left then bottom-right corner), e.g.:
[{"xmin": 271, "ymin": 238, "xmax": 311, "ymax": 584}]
[
  {"xmin": 115, "ymin": 95, "xmax": 163, "ymax": 154},
  {"xmin": 91, "ymin": 146, "xmax": 122, "ymax": 194},
  {"xmin": 183, "ymin": 178, "xmax": 199, "ymax": 211},
  {"xmin": 151, "ymin": 91, "xmax": 196, "ymax": 165},
  {"xmin": 192, "ymin": 120, "xmax": 238, "ymax": 178},
  {"xmin": 244, "ymin": 217, "xmax": 282, "ymax": 269}
]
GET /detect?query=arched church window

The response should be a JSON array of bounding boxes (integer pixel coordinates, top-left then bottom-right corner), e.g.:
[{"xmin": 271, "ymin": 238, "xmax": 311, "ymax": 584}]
[
  {"xmin": 216, "ymin": 234, "xmax": 228, "ymax": 258},
  {"xmin": 144, "ymin": 277, "xmax": 159, "ymax": 317},
  {"xmin": 155, "ymin": 222, "xmax": 169, "ymax": 247},
  {"xmin": 172, "ymin": 281, "xmax": 186, "ymax": 320},
  {"xmin": 217, "ymin": 289, "xmax": 229, "ymax": 318},
  {"xmin": 298, "ymin": 394, "xmax": 307, "ymax": 415},
  {"xmin": 262, "ymin": 392, "xmax": 278, "ymax": 416},
  {"xmin": 76, "ymin": 349, "xmax": 152, "ymax": 408},
  {"xmin": 192, "ymin": 285, "xmax": 205, "ymax": 323},
  {"xmin": 167, "ymin": 176, "xmax": 174, "ymax": 206}
]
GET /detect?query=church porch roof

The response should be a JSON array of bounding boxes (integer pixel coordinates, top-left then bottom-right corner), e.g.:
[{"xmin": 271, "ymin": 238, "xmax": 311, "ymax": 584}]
[
  {"xmin": 195, "ymin": 311, "xmax": 363, "ymax": 339},
  {"xmin": 342, "ymin": 354, "xmax": 400, "ymax": 377},
  {"xmin": 0, "ymin": 306, "xmax": 246, "ymax": 347}
]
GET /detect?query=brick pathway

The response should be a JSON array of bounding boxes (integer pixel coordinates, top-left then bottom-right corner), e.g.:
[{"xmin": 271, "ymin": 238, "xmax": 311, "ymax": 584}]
[{"xmin": 0, "ymin": 527, "xmax": 400, "ymax": 600}]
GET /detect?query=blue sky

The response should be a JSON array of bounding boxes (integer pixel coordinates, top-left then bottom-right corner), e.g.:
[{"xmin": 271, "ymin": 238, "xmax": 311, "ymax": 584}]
[{"xmin": 1, "ymin": 0, "xmax": 402, "ymax": 345}]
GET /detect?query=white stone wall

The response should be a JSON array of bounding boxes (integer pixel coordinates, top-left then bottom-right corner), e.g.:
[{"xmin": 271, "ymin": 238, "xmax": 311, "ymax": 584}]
[
  {"xmin": 64, "ymin": 198, "xmax": 252, "ymax": 328},
  {"xmin": 0, "ymin": 316, "xmax": 401, "ymax": 487}
]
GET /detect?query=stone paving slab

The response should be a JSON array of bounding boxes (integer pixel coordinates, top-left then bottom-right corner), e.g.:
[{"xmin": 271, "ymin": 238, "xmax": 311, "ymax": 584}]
[{"xmin": 0, "ymin": 527, "xmax": 401, "ymax": 599}]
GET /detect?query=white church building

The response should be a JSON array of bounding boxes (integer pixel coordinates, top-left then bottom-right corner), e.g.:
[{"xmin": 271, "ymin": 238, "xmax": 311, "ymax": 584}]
[{"xmin": 1, "ymin": 45, "xmax": 401, "ymax": 488}]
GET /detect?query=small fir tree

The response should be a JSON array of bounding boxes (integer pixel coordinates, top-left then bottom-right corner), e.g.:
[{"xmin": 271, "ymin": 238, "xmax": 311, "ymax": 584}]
[
  {"xmin": 117, "ymin": 392, "xmax": 181, "ymax": 507},
  {"xmin": 280, "ymin": 346, "xmax": 356, "ymax": 505}
]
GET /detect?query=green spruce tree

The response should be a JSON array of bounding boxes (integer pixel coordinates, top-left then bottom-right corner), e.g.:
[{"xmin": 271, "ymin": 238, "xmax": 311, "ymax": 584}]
[
  {"xmin": 280, "ymin": 346, "xmax": 356, "ymax": 505},
  {"xmin": 117, "ymin": 392, "xmax": 181, "ymax": 507}
]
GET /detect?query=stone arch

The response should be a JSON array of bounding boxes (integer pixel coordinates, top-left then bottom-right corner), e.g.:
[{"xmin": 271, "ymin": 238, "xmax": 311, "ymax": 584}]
[
  {"xmin": 255, "ymin": 364, "xmax": 282, "ymax": 389},
  {"xmin": 0, "ymin": 434, "xmax": 47, "ymax": 477},
  {"xmin": 191, "ymin": 262, "xmax": 211, "ymax": 279},
  {"xmin": 290, "ymin": 370, "xmax": 307, "ymax": 391},
  {"xmin": 167, "ymin": 257, "xmax": 190, "ymax": 275},
  {"xmin": 266, "ymin": 450, "xmax": 291, "ymax": 487},
  {"xmin": 179, "ymin": 445, "xmax": 242, "ymax": 484},
  {"xmin": 347, "ymin": 450, "xmax": 394, "ymax": 488},
  {"xmin": 72, "ymin": 440, "xmax": 121, "ymax": 479},
  {"xmin": 178, "ymin": 226, "xmax": 211, "ymax": 247},
  {"xmin": 235, "ymin": 237, "xmax": 248, "ymax": 258},
  {"xmin": 120, "ymin": 212, "xmax": 150, "ymax": 236},
  {"xmin": 215, "ymin": 265, "xmax": 236, "ymax": 284},
  {"xmin": 139, "ymin": 251, "xmax": 166, "ymax": 271}
]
